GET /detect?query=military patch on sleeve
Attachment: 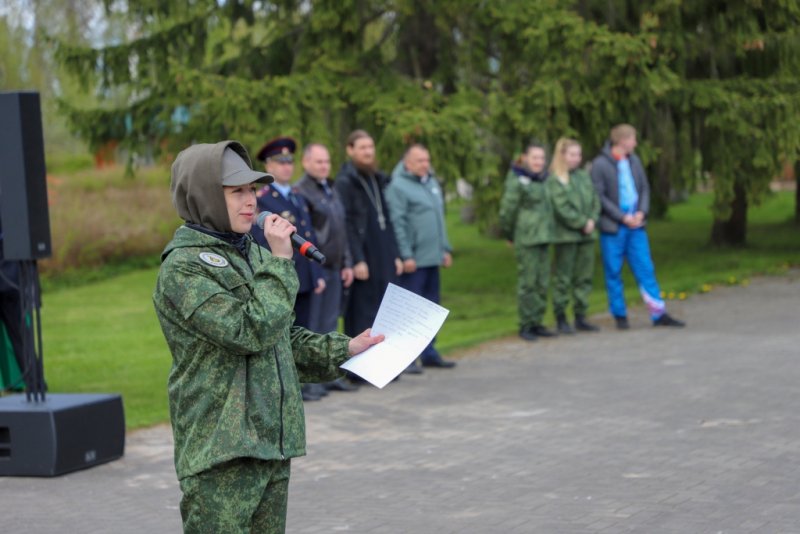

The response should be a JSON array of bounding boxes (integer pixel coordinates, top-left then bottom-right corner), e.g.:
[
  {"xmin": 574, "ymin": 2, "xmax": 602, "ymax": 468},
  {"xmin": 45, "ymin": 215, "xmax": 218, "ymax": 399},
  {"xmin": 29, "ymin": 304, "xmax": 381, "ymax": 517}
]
[{"xmin": 198, "ymin": 252, "xmax": 229, "ymax": 268}]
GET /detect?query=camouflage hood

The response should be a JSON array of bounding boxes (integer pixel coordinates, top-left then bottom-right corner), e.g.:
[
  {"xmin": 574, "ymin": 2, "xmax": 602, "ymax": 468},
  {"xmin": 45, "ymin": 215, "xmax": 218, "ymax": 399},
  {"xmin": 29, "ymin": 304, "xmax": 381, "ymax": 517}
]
[{"xmin": 170, "ymin": 140, "xmax": 255, "ymax": 233}]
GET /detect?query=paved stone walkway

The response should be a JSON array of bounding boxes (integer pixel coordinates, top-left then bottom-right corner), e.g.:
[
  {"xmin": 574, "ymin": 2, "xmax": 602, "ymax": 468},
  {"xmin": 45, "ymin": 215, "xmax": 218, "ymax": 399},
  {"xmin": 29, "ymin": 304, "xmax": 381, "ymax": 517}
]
[{"xmin": 2, "ymin": 274, "xmax": 799, "ymax": 533}]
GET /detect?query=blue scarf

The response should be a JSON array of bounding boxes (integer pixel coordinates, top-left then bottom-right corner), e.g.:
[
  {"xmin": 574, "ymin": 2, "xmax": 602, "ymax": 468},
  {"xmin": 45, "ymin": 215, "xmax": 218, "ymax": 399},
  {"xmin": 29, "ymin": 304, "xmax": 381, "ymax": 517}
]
[{"xmin": 511, "ymin": 164, "xmax": 547, "ymax": 182}]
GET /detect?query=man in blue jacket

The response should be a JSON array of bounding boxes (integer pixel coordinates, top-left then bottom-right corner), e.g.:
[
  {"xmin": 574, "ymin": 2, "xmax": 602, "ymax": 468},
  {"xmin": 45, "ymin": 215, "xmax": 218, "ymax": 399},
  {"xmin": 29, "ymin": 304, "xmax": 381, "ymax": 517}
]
[
  {"xmin": 386, "ymin": 144, "xmax": 456, "ymax": 371},
  {"xmin": 253, "ymin": 136, "xmax": 328, "ymax": 400},
  {"xmin": 590, "ymin": 124, "xmax": 685, "ymax": 330}
]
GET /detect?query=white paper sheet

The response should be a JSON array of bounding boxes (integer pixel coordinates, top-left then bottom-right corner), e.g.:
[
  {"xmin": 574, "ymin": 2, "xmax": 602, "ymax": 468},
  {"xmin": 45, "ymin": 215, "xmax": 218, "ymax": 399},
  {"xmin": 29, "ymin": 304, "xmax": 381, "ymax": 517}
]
[{"xmin": 340, "ymin": 283, "xmax": 450, "ymax": 388}]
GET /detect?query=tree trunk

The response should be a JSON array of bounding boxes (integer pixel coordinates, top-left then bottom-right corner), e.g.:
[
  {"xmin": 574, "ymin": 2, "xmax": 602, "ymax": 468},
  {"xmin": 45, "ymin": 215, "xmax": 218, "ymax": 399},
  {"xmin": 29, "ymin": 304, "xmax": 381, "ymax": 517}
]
[{"xmin": 711, "ymin": 181, "xmax": 748, "ymax": 245}]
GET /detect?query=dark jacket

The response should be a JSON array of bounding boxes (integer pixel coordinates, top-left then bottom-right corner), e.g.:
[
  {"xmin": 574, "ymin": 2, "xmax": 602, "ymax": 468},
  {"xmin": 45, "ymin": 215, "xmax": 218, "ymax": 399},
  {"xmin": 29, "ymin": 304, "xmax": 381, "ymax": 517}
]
[
  {"xmin": 252, "ymin": 184, "xmax": 324, "ymax": 294},
  {"xmin": 334, "ymin": 161, "xmax": 400, "ymax": 336},
  {"xmin": 590, "ymin": 142, "xmax": 650, "ymax": 234},
  {"xmin": 295, "ymin": 173, "xmax": 352, "ymax": 271}
]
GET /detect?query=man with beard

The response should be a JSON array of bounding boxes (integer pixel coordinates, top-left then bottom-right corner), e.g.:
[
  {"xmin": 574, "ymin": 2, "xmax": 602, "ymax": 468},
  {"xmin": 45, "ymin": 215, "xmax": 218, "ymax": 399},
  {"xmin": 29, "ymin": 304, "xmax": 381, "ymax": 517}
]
[{"xmin": 334, "ymin": 130, "xmax": 403, "ymax": 360}]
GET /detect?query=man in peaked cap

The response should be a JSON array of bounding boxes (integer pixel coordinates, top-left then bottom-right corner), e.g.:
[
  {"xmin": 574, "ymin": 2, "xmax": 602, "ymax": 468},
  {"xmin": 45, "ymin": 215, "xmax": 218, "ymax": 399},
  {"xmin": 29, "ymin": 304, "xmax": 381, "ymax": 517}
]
[{"xmin": 253, "ymin": 136, "xmax": 328, "ymax": 401}]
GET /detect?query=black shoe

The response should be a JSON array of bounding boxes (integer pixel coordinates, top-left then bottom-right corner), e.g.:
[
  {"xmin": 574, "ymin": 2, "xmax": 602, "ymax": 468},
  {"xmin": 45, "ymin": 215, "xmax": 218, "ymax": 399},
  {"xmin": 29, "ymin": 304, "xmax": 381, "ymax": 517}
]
[
  {"xmin": 309, "ymin": 383, "xmax": 329, "ymax": 397},
  {"xmin": 325, "ymin": 378, "xmax": 359, "ymax": 392},
  {"xmin": 301, "ymin": 384, "xmax": 322, "ymax": 401},
  {"xmin": 421, "ymin": 357, "xmax": 456, "ymax": 369},
  {"xmin": 654, "ymin": 313, "xmax": 685, "ymax": 327},
  {"xmin": 346, "ymin": 372, "xmax": 368, "ymax": 385},
  {"xmin": 532, "ymin": 325, "xmax": 557, "ymax": 337},
  {"xmin": 614, "ymin": 316, "xmax": 630, "ymax": 330},
  {"xmin": 519, "ymin": 326, "xmax": 537, "ymax": 341},
  {"xmin": 403, "ymin": 360, "xmax": 424, "ymax": 374},
  {"xmin": 574, "ymin": 314, "xmax": 600, "ymax": 332},
  {"xmin": 556, "ymin": 314, "xmax": 575, "ymax": 335}
]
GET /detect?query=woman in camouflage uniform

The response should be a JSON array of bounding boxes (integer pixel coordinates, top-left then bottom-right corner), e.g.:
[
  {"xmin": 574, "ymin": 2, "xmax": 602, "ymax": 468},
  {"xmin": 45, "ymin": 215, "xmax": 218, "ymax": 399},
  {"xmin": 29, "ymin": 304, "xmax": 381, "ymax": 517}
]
[
  {"xmin": 498, "ymin": 143, "xmax": 556, "ymax": 341},
  {"xmin": 153, "ymin": 140, "xmax": 382, "ymax": 534},
  {"xmin": 546, "ymin": 138, "xmax": 601, "ymax": 334}
]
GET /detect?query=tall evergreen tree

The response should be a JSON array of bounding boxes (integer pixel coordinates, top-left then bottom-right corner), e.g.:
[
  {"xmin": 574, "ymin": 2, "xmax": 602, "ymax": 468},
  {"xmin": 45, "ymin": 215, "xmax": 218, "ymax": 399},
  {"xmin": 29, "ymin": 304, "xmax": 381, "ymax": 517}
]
[{"xmin": 54, "ymin": 1, "xmax": 800, "ymax": 244}]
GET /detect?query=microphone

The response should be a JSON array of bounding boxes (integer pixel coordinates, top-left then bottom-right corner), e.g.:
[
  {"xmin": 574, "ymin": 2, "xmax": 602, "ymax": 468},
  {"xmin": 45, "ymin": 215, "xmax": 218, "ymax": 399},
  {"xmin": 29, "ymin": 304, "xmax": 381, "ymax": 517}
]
[{"xmin": 256, "ymin": 211, "xmax": 326, "ymax": 265}]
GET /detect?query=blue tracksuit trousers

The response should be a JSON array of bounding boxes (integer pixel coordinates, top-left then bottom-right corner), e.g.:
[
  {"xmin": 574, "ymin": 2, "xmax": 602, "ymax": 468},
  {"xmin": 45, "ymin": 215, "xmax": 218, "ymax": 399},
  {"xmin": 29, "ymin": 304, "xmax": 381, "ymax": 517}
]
[{"xmin": 599, "ymin": 227, "xmax": 665, "ymax": 321}]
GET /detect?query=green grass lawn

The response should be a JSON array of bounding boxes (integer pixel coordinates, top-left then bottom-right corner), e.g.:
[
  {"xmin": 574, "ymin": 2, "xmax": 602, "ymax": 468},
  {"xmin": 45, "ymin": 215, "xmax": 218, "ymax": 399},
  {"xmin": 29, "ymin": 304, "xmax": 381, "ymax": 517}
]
[{"xmin": 36, "ymin": 191, "xmax": 800, "ymax": 429}]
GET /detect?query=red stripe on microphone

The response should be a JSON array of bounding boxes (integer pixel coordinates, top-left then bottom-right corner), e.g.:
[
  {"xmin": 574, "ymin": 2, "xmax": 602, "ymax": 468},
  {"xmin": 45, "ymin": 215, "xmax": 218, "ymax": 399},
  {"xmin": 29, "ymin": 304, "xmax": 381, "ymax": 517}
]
[{"xmin": 299, "ymin": 242, "xmax": 312, "ymax": 256}]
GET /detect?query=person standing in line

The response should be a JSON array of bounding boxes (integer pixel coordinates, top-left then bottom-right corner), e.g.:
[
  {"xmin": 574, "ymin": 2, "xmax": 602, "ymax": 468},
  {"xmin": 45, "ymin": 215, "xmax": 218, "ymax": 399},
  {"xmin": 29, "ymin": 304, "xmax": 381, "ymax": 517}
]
[
  {"xmin": 295, "ymin": 142, "xmax": 358, "ymax": 392},
  {"xmin": 499, "ymin": 143, "xmax": 557, "ymax": 342},
  {"xmin": 546, "ymin": 137, "xmax": 601, "ymax": 335},
  {"xmin": 334, "ymin": 130, "xmax": 403, "ymax": 343},
  {"xmin": 252, "ymin": 136, "xmax": 328, "ymax": 401},
  {"xmin": 590, "ymin": 124, "xmax": 685, "ymax": 329},
  {"xmin": 152, "ymin": 140, "xmax": 383, "ymax": 533},
  {"xmin": 385, "ymin": 144, "xmax": 456, "ymax": 372}
]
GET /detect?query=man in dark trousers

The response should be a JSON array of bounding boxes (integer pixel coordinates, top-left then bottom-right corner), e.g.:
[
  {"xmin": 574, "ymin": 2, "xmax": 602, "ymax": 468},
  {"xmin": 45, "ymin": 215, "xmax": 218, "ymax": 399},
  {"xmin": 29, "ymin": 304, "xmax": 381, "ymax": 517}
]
[
  {"xmin": 590, "ymin": 124, "xmax": 685, "ymax": 330},
  {"xmin": 334, "ymin": 130, "xmax": 403, "ymax": 346},
  {"xmin": 386, "ymin": 144, "xmax": 456, "ymax": 371},
  {"xmin": 295, "ymin": 143, "xmax": 358, "ymax": 392},
  {"xmin": 252, "ymin": 136, "xmax": 328, "ymax": 400}
]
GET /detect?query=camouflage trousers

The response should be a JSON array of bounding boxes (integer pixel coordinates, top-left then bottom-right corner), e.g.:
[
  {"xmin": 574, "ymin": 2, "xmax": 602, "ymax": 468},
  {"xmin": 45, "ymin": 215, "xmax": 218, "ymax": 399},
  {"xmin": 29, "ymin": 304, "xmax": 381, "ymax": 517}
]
[
  {"xmin": 515, "ymin": 244, "xmax": 550, "ymax": 329},
  {"xmin": 179, "ymin": 458, "xmax": 291, "ymax": 534},
  {"xmin": 552, "ymin": 240, "xmax": 595, "ymax": 317}
]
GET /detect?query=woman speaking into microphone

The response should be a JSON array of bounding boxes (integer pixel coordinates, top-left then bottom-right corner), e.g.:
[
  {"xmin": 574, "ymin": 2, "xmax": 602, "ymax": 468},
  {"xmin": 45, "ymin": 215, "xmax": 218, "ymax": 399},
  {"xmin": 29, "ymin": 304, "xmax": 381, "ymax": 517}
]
[{"xmin": 152, "ymin": 140, "xmax": 382, "ymax": 533}]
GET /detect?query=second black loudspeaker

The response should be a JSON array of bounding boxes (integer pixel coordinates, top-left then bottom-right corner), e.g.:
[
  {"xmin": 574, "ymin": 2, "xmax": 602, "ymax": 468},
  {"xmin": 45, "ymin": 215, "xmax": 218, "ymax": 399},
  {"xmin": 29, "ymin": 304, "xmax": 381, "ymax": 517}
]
[{"xmin": 0, "ymin": 91, "xmax": 52, "ymax": 260}]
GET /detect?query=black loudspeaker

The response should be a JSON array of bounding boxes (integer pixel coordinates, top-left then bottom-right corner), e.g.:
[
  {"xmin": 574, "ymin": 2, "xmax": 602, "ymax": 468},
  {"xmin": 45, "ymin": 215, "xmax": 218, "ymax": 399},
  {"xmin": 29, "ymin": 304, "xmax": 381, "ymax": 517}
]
[
  {"xmin": 0, "ymin": 393, "xmax": 125, "ymax": 476},
  {"xmin": 0, "ymin": 91, "xmax": 52, "ymax": 260}
]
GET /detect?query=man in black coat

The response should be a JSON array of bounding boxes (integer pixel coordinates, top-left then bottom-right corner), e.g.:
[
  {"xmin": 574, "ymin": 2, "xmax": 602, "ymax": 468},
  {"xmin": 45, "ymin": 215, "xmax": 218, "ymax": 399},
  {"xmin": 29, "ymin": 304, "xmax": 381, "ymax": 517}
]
[{"xmin": 334, "ymin": 130, "xmax": 403, "ymax": 343}]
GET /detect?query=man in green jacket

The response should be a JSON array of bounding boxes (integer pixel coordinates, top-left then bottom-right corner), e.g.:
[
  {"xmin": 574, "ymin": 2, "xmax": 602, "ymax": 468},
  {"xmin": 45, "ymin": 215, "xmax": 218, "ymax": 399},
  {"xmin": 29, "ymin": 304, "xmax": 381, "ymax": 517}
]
[
  {"xmin": 498, "ymin": 144, "xmax": 556, "ymax": 341},
  {"xmin": 153, "ymin": 140, "xmax": 382, "ymax": 534},
  {"xmin": 546, "ymin": 138, "xmax": 601, "ymax": 334},
  {"xmin": 386, "ymin": 144, "xmax": 456, "ymax": 371}
]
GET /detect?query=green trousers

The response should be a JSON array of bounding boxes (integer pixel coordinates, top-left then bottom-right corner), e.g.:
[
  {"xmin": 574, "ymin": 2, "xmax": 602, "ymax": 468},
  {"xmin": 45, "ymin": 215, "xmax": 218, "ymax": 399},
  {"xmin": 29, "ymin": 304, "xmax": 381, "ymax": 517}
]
[
  {"xmin": 179, "ymin": 458, "xmax": 291, "ymax": 534},
  {"xmin": 515, "ymin": 244, "xmax": 550, "ymax": 329},
  {"xmin": 552, "ymin": 240, "xmax": 595, "ymax": 317}
]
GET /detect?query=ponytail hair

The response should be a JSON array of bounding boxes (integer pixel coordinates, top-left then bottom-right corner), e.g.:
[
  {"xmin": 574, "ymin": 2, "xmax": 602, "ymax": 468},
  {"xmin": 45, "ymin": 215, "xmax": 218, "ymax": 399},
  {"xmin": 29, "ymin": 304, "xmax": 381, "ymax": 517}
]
[{"xmin": 549, "ymin": 137, "xmax": 581, "ymax": 184}]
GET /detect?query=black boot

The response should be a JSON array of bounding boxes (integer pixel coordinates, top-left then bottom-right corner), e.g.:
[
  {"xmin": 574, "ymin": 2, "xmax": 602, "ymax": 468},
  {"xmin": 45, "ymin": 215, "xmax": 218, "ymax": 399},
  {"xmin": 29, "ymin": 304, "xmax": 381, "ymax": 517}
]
[
  {"xmin": 574, "ymin": 314, "xmax": 600, "ymax": 332},
  {"xmin": 532, "ymin": 325, "xmax": 557, "ymax": 337},
  {"xmin": 556, "ymin": 314, "xmax": 574, "ymax": 335},
  {"xmin": 519, "ymin": 326, "xmax": 537, "ymax": 341}
]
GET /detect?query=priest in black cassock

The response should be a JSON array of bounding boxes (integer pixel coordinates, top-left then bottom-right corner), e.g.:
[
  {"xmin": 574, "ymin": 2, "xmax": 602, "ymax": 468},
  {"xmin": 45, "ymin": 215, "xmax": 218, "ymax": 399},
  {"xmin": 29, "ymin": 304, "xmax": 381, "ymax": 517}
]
[{"xmin": 334, "ymin": 130, "xmax": 402, "ymax": 341}]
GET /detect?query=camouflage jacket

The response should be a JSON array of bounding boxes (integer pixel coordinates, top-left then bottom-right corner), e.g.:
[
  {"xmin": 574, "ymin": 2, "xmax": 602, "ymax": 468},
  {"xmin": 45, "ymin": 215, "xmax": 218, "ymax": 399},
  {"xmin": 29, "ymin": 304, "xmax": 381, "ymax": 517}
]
[
  {"xmin": 498, "ymin": 167, "xmax": 554, "ymax": 246},
  {"xmin": 153, "ymin": 225, "xmax": 350, "ymax": 479},
  {"xmin": 546, "ymin": 169, "xmax": 601, "ymax": 243}
]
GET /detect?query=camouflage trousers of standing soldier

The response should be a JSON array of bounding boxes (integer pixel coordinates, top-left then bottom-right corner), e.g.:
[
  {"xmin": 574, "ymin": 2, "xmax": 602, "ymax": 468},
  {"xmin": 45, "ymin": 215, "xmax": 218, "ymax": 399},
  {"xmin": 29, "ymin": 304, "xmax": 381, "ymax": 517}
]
[
  {"xmin": 515, "ymin": 244, "xmax": 550, "ymax": 329},
  {"xmin": 552, "ymin": 241, "xmax": 595, "ymax": 317},
  {"xmin": 179, "ymin": 458, "xmax": 291, "ymax": 534}
]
